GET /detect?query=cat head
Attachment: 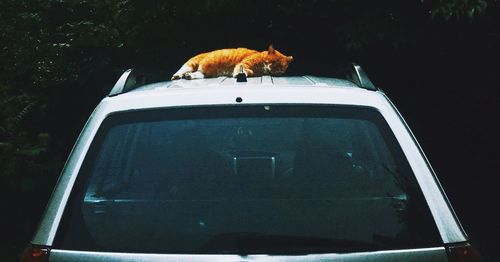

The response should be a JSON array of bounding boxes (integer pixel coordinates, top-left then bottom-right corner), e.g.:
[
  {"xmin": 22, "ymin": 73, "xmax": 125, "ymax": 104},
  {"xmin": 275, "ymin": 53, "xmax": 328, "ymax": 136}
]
[{"xmin": 263, "ymin": 45, "xmax": 293, "ymax": 76}]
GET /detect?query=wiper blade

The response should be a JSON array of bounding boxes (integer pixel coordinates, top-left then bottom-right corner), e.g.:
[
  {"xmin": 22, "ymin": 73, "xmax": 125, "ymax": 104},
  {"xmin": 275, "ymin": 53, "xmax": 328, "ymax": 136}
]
[{"xmin": 199, "ymin": 232, "xmax": 384, "ymax": 254}]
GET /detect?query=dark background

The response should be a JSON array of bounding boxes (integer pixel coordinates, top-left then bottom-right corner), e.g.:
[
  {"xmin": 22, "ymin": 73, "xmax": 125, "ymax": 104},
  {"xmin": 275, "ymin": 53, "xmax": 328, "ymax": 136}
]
[{"xmin": 1, "ymin": 0, "xmax": 498, "ymax": 261}]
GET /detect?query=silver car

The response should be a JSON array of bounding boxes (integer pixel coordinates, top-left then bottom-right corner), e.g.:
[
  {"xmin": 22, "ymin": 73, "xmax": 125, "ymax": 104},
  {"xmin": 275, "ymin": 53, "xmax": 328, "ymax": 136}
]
[{"xmin": 21, "ymin": 65, "xmax": 480, "ymax": 261}]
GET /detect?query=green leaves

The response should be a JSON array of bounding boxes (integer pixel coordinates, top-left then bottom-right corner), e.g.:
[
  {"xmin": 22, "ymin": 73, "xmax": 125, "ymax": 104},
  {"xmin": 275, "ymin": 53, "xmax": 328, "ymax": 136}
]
[{"xmin": 424, "ymin": 0, "xmax": 489, "ymax": 20}]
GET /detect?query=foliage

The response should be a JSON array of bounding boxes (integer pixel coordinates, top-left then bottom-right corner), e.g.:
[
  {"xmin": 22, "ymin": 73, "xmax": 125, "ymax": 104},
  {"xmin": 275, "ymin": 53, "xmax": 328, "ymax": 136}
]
[
  {"xmin": 0, "ymin": 0, "xmax": 494, "ymax": 199},
  {"xmin": 0, "ymin": 0, "xmax": 497, "ymax": 260},
  {"xmin": 423, "ymin": 0, "xmax": 489, "ymax": 20}
]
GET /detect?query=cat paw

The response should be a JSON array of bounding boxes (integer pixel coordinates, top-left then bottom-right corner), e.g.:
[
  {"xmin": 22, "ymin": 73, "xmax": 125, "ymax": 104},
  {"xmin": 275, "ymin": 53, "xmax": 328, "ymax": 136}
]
[
  {"xmin": 182, "ymin": 72, "xmax": 191, "ymax": 79},
  {"xmin": 233, "ymin": 71, "xmax": 247, "ymax": 78},
  {"xmin": 233, "ymin": 70, "xmax": 252, "ymax": 78},
  {"xmin": 171, "ymin": 74, "xmax": 181, "ymax": 80},
  {"xmin": 184, "ymin": 71, "xmax": 204, "ymax": 80}
]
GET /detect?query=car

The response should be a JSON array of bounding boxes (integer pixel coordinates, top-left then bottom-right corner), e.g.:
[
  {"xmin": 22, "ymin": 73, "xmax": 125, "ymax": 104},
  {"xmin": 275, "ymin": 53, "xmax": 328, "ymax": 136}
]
[{"xmin": 21, "ymin": 64, "xmax": 480, "ymax": 261}]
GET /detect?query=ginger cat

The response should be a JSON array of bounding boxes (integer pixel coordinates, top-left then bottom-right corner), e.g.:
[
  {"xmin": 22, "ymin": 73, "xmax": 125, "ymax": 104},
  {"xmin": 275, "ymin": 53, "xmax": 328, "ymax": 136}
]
[{"xmin": 171, "ymin": 45, "xmax": 293, "ymax": 80}]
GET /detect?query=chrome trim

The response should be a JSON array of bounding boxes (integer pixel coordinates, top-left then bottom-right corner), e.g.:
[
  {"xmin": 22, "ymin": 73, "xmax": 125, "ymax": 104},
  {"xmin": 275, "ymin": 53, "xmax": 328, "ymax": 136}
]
[{"xmin": 49, "ymin": 247, "xmax": 447, "ymax": 262}]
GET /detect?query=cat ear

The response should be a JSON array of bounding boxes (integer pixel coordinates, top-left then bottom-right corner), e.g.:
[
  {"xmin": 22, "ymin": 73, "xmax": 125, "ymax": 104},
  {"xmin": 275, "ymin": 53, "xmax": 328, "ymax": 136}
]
[
  {"xmin": 287, "ymin": 56, "xmax": 294, "ymax": 62},
  {"xmin": 268, "ymin": 44, "xmax": 275, "ymax": 54}
]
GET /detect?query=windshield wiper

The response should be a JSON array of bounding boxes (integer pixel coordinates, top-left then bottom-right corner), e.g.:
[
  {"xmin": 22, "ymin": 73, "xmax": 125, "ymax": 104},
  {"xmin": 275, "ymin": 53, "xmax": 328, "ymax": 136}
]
[{"xmin": 199, "ymin": 232, "xmax": 385, "ymax": 254}]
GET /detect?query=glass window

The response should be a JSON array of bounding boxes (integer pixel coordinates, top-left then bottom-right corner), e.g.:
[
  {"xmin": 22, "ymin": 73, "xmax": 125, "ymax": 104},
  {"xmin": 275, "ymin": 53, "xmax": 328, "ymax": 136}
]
[{"xmin": 55, "ymin": 105, "xmax": 441, "ymax": 254}]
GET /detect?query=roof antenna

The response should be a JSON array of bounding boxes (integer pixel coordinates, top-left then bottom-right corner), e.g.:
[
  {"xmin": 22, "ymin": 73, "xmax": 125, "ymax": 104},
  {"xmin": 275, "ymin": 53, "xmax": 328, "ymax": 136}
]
[{"xmin": 236, "ymin": 65, "xmax": 247, "ymax": 82}]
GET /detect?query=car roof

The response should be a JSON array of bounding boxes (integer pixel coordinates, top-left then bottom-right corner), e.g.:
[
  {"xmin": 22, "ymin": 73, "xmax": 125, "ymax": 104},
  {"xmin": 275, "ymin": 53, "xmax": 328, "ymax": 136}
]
[
  {"xmin": 108, "ymin": 64, "xmax": 378, "ymax": 97},
  {"xmin": 32, "ymin": 74, "xmax": 469, "ymax": 246},
  {"xmin": 114, "ymin": 76, "xmax": 361, "ymax": 99},
  {"xmin": 133, "ymin": 75, "xmax": 359, "ymax": 92},
  {"xmin": 101, "ymin": 75, "xmax": 390, "ymax": 114}
]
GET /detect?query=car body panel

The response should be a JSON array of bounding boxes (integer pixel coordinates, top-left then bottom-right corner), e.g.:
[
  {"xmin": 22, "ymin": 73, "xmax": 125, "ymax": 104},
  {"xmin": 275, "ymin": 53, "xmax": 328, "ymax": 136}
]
[
  {"xmin": 49, "ymin": 247, "xmax": 448, "ymax": 262},
  {"xmin": 32, "ymin": 76, "xmax": 467, "ymax": 258}
]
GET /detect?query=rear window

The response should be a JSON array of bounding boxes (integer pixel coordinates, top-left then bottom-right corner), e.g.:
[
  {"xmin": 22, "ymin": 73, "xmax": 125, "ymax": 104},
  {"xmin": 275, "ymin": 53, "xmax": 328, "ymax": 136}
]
[{"xmin": 55, "ymin": 105, "xmax": 441, "ymax": 254}]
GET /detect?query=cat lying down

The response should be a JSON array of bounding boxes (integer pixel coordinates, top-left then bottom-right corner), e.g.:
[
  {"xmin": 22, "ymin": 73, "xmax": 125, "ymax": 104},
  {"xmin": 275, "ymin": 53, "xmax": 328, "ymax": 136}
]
[{"xmin": 171, "ymin": 45, "xmax": 293, "ymax": 80}]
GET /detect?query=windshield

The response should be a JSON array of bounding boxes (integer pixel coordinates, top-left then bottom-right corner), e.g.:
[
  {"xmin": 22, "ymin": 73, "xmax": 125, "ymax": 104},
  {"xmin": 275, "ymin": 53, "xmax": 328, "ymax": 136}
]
[{"xmin": 55, "ymin": 105, "xmax": 441, "ymax": 254}]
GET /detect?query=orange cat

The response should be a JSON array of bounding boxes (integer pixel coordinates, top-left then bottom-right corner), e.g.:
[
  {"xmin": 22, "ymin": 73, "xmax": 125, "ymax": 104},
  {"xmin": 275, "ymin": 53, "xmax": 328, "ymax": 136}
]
[{"xmin": 171, "ymin": 45, "xmax": 293, "ymax": 80}]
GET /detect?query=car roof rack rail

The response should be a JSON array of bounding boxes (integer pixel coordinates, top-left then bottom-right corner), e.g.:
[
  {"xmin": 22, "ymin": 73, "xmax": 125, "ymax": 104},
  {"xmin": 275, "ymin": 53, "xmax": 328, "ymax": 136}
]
[
  {"xmin": 109, "ymin": 67, "xmax": 168, "ymax": 97},
  {"xmin": 109, "ymin": 69, "xmax": 144, "ymax": 97},
  {"xmin": 333, "ymin": 63, "xmax": 377, "ymax": 91}
]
